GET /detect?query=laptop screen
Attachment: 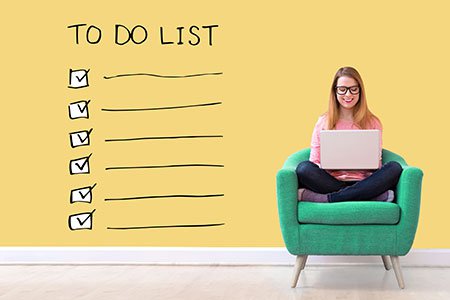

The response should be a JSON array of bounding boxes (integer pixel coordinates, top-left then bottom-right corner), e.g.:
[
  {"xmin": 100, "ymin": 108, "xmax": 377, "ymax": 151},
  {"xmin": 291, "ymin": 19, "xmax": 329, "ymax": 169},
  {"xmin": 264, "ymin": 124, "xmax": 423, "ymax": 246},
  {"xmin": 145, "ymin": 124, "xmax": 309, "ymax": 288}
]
[{"xmin": 320, "ymin": 130, "xmax": 380, "ymax": 170}]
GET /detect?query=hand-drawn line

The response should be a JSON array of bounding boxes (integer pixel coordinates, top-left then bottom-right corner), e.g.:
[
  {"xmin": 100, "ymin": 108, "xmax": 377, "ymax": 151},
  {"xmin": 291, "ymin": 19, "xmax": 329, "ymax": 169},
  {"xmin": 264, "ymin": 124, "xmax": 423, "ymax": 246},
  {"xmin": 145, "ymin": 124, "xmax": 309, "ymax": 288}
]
[
  {"xmin": 103, "ymin": 72, "xmax": 223, "ymax": 79},
  {"xmin": 105, "ymin": 164, "xmax": 224, "ymax": 170},
  {"xmin": 105, "ymin": 135, "xmax": 223, "ymax": 142},
  {"xmin": 104, "ymin": 193, "xmax": 225, "ymax": 201},
  {"xmin": 107, "ymin": 223, "xmax": 225, "ymax": 230},
  {"xmin": 101, "ymin": 101, "xmax": 222, "ymax": 112}
]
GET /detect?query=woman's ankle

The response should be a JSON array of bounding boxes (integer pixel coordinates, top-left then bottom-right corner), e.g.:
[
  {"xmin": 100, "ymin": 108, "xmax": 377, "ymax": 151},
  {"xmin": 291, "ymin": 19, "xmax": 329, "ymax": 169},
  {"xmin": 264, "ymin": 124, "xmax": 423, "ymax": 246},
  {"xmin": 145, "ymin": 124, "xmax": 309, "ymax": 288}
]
[
  {"xmin": 298, "ymin": 188, "xmax": 329, "ymax": 203},
  {"xmin": 372, "ymin": 190, "xmax": 395, "ymax": 202}
]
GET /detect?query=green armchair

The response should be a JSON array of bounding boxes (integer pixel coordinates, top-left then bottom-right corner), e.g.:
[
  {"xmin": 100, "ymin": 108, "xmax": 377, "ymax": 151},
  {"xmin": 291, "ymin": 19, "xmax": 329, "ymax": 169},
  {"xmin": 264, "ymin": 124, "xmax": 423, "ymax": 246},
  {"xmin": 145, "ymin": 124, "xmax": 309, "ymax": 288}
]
[{"xmin": 276, "ymin": 148, "xmax": 423, "ymax": 289}]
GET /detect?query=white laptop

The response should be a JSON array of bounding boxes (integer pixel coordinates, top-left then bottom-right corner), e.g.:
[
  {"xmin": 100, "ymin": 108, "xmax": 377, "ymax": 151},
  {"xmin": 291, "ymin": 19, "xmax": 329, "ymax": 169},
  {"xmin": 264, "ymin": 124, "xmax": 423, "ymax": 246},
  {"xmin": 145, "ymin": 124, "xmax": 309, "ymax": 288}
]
[{"xmin": 320, "ymin": 130, "xmax": 380, "ymax": 170}]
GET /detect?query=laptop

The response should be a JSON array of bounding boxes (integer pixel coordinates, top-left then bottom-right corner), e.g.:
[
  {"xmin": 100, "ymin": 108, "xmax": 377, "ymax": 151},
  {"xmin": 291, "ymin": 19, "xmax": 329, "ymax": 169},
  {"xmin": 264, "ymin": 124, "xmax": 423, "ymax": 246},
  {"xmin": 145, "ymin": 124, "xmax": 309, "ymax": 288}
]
[{"xmin": 320, "ymin": 130, "xmax": 380, "ymax": 170}]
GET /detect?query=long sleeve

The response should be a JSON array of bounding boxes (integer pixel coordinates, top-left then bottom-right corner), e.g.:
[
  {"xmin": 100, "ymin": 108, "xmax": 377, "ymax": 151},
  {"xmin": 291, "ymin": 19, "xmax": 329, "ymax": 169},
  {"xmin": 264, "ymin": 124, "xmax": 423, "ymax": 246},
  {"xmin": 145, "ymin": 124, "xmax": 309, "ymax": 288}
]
[
  {"xmin": 370, "ymin": 117, "xmax": 383, "ymax": 168},
  {"xmin": 309, "ymin": 115, "xmax": 326, "ymax": 166}
]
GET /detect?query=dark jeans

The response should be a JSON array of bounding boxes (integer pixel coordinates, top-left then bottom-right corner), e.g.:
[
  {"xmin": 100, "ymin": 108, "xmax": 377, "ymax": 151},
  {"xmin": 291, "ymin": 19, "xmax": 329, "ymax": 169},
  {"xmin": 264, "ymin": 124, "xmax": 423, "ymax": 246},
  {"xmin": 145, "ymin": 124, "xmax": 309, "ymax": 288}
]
[{"xmin": 295, "ymin": 161, "xmax": 403, "ymax": 202}]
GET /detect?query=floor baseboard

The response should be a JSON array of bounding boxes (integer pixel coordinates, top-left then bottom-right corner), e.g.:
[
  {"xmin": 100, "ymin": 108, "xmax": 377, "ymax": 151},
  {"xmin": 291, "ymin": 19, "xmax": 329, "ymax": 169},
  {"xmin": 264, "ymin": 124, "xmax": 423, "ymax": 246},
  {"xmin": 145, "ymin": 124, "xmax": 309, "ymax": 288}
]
[{"xmin": 1, "ymin": 247, "xmax": 449, "ymax": 266}]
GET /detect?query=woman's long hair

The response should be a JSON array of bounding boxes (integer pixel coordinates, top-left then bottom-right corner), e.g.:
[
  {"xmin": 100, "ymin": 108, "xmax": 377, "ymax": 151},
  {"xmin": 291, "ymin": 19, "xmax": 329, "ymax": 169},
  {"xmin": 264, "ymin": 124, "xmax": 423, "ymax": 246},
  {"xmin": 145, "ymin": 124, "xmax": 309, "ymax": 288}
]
[{"xmin": 325, "ymin": 66, "xmax": 380, "ymax": 130}]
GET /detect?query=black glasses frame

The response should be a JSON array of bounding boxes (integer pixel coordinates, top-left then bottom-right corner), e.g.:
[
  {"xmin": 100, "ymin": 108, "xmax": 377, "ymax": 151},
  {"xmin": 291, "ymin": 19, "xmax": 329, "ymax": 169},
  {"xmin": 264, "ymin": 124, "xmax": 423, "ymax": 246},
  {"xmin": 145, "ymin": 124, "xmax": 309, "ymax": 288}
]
[{"xmin": 335, "ymin": 85, "xmax": 360, "ymax": 95}]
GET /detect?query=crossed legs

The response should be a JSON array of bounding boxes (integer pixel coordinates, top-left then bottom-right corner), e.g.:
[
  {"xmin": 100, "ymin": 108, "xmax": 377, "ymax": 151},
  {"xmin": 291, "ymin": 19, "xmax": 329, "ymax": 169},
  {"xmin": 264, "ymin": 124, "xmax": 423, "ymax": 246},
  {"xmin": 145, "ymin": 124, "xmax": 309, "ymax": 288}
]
[{"xmin": 296, "ymin": 161, "xmax": 402, "ymax": 202}]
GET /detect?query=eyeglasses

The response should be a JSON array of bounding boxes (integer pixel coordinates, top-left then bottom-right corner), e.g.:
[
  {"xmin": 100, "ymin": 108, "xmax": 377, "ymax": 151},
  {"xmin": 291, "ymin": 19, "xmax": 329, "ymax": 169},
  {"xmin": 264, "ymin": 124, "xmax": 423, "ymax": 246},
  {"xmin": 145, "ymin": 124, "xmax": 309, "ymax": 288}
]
[{"xmin": 335, "ymin": 85, "xmax": 360, "ymax": 95}]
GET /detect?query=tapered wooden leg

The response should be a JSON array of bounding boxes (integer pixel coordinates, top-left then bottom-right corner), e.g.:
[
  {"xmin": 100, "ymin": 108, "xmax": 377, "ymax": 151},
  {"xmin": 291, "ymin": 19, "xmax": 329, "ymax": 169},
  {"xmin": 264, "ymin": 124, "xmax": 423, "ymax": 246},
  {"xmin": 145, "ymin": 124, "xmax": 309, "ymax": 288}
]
[
  {"xmin": 381, "ymin": 256, "xmax": 392, "ymax": 270},
  {"xmin": 291, "ymin": 255, "xmax": 306, "ymax": 288},
  {"xmin": 390, "ymin": 255, "xmax": 405, "ymax": 289},
  {"xmin": 300, "ymin": 255, "xmax": 308, "ymax": 270}
]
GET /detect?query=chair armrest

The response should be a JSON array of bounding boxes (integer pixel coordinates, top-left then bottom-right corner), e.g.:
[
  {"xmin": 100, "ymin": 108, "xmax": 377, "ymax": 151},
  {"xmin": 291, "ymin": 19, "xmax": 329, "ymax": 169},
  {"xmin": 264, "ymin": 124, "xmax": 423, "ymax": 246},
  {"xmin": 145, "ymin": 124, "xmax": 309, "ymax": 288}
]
[
  {"xmin": 382, "ymin": 149, "xmax": 408, "ymax": 167},
  {"xmin": 395, "ymin": 166, "xmax": 424, "ymax": 255},
  {"xmin": 276, "ymin": 168, "xmax": 300, "ymax": 254},
  {"xmin": 276, "ymin": 148, "xmax": 310, "ymax": 254},
  {"xmin": 282, "ymin": 148, "xmax": 311, "ymax": 169}
]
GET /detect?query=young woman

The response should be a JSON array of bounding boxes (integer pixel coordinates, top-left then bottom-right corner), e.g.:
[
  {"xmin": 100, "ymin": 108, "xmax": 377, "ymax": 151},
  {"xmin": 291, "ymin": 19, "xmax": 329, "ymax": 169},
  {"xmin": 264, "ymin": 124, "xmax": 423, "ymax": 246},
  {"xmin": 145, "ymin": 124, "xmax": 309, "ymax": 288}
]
[{"xmin": 296, "ymin": 66, "xmax": 403, "ymax": 203}]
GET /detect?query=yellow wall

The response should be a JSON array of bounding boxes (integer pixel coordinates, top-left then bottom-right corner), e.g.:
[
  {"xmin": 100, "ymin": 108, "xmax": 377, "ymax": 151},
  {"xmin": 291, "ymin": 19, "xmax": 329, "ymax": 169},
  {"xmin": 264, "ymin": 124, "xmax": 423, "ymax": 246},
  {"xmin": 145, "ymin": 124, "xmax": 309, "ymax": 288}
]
[{"xmin": 1, "ymin": 1, "xmax": 448, "ymax": 247}]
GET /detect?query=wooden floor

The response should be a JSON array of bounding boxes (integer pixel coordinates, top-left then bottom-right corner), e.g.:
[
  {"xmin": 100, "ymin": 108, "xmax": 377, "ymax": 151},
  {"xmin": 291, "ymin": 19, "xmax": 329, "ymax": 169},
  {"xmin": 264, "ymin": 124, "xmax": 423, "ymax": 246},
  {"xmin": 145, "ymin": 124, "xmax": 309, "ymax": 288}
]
[{"xmin": 0, "ymin": 265, "xmax": 449, "ymax": 299}]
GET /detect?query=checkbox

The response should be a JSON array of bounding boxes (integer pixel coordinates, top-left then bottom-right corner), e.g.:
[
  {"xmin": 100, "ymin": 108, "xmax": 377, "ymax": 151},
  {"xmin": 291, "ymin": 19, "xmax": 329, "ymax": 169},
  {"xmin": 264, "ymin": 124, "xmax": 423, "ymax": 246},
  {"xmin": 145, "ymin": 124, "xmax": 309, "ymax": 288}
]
[
  {"xmin": 69, "ymin": 68, "xmax": 90, "ymax": 88},
  {"xmin": 68, "ymin": 209, "xmax": 96, "ymax": 230},
  {"xmin": 69, "ymin": 153, "xmax": 92, "ymax": 175},
  {"xmin": 68, "ymin": 100, "xmax": 90, "ymax": 119},
  {"xmin": 70, "ymin": 183, "xmax": 97, "ymax": 203},
  {"xmin": 70, "ymin": 128, "xmax": 93, "ymax": 148}
]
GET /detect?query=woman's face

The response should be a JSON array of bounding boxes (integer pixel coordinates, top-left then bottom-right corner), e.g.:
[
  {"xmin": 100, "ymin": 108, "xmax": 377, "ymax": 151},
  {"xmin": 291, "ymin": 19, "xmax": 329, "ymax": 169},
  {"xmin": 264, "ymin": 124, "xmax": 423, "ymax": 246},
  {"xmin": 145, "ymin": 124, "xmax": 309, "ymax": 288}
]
[{"xmin": 335, "ymin": 76, "xmax": 360, "ymax": 111}]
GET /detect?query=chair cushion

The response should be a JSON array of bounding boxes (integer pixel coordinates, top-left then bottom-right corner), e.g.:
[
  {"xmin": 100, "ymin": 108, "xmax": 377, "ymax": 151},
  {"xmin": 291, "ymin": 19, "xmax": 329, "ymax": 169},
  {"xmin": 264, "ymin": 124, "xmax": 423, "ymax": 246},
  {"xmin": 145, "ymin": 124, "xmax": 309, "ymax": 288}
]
[{"xmin": 298, "ymin": 201, "xmax": 400, "ymax": 225}]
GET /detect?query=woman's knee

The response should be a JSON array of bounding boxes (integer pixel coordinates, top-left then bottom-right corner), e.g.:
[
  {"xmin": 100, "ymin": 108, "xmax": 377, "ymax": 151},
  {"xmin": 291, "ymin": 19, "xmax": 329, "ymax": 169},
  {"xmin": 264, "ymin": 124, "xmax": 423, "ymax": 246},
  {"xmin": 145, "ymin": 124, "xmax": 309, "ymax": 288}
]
[
  {"xmin": 384, "ymin": 161, "xmax": 403, "ymax": 177},
  {"xmin": 296, "ymin": 161, "xmax": 317, "ymax": 176}
]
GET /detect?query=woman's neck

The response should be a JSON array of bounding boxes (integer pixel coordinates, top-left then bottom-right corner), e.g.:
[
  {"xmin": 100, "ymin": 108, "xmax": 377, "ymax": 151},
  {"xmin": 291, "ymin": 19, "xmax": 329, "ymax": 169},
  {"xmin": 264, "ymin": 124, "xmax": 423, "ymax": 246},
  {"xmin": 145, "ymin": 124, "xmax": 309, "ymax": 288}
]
[{"xmin": 339, "ymin": 108, "xmax": 354, "ymax": 121}]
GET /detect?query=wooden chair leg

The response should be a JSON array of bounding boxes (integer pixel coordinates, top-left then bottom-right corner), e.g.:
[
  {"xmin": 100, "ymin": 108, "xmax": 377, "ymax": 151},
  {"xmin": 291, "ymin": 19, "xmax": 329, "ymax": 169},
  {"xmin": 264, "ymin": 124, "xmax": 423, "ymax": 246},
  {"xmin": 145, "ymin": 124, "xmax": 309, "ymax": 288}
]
[
  {"xmin": 301, "ymin": 255, "xmax": 308, "ymax": 270},
  {"xmin": 291, "ymin": 255, "xmax": 307, "ymax": 288},
  {"xmin": 390, "ymin": 255, "xmax": 405, "ymax": 289},
  {"xmin": 381, "ymin": 255, "xmax": 392, "ymax": 270}
]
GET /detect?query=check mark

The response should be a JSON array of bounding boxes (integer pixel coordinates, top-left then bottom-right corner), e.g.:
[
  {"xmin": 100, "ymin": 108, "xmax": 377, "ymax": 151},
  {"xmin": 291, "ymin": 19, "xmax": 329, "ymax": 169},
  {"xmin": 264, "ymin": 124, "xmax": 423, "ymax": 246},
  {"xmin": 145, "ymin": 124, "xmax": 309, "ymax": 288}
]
[
  {"xmin": 77, "ymin": 100, "xmax": 91, "ymax": 113},
  {"xmin": 69, "ymin": 154, "xmax": 92, "ymax": 175},
  {"xmin": 77, "ymin": 209, "xmax": 96, "ymax": 226},
  {"xmin": 75, "ymin": 153, "xmax": 92, "ymax": 170},
  {"xmin": 77, "ymin": 128, "xmax": 93, "ymax": 143},
  {"xmin": 76, "ymin": 69, "xmax": 90, "ymax": 82},
  {"xmin": 69, "ymin": 128, "xmax": 93, "ymax": 148},
  {"xmin": 69, "ymin": 69, "xmax": 90, "ymax": 89},
  {"xmin": 68, "ymin": 100, "xmax": 90, "ymax": 119},
  {"xmin": 68, "ymin": 210, "xmax": 96, "ymax": 230},
  {"xmin": 70, "ymin": 184, "xmax": 96, "ymax": 203},
  {"xmin": 78, "ymin": 183, "xmax": 97, "ymax": 199}
]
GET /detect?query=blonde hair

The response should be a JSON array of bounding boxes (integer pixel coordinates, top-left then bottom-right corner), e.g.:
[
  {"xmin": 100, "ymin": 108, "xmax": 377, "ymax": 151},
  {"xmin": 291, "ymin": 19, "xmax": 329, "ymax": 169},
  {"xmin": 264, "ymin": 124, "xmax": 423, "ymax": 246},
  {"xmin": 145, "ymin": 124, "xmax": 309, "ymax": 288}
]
[{"xmin": 325, "ymin": 66, "xmax": 380, "ymax": 130}]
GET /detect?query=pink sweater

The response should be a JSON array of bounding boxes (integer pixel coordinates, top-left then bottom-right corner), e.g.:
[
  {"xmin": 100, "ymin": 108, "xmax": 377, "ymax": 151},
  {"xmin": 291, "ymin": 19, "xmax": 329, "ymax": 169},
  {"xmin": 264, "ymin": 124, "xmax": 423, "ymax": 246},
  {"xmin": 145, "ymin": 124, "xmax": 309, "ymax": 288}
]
[{"xmin": 309, "ymin": 115, "xmax": 383, "ymax": 181}]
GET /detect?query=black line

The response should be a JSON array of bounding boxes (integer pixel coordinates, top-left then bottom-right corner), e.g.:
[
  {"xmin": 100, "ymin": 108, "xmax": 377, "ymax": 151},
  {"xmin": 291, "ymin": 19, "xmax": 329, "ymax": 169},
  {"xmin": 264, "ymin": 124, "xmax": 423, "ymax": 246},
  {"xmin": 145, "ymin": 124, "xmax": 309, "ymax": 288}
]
[
  {"xmin": 105, "ymin": 135, "xmax": 223, "ymax": 142},
  {"xmin": 105, "ymin": 164, "xmax": 224, "ymax": 170},
  {"xmin": 103, "ymin": 72, "xmax": 223, "ymax": 79},
  {"xmin": 105, "ymin": 194, "xmax": 225, "ymax": 201},
  {"xmin": 107, "ymin": 223, "xmax": 225, "ymax": 230},
  {"xmin": 101, "ymin": 101, "xmax": 222, "ymax": 112}
]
